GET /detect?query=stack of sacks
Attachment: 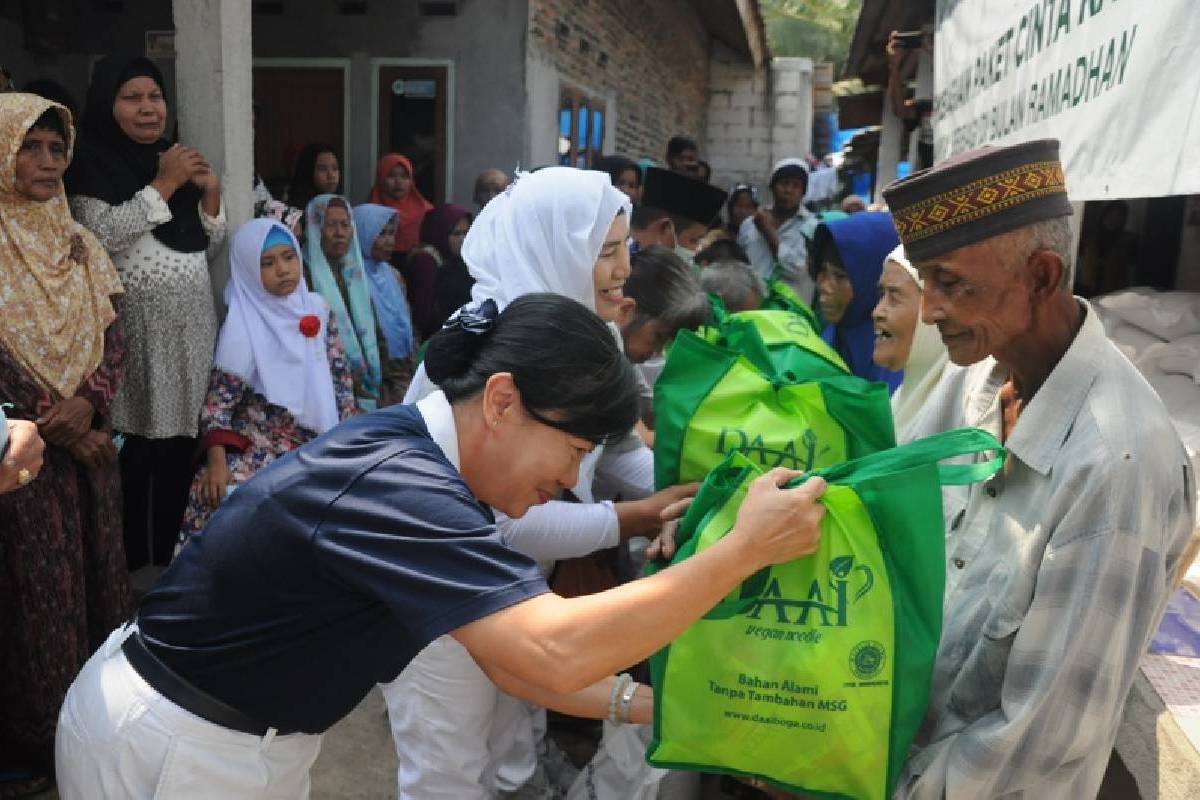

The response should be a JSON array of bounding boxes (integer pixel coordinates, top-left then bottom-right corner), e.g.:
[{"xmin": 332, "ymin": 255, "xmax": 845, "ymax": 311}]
[
  {"xmin": 1136, "ymin": 334, "xmax": 1200, "ymax": 468},
  {"xmin": 1102, "ymin": 288, "xmax": 1200, "ymax": 589},
  {"xmin": 1094, "ymin": 287, "xmax": 1200, "ymax": 360},
  {"xmin": 1092, "ymin": 288, "xmax": 1167, "ymax": 361},
  {"xmin": 1096, "ymin": 291, "xmax": 1200, "ymax": 540}
]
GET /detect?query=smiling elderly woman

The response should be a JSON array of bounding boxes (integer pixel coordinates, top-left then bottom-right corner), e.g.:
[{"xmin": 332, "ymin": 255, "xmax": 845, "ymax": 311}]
[
  {"xmin": 0, "ymin": 92, "xmax": 131, "ymax": 796},
  {"xmin": 65, "ymin": 54, "xmax": 227, "ymax": 571},
  {"xmin": 54, "ymin": 293, "xmax": 828, "ymax": 798},
  {"xmin": 870, "ymin": 245, "xmax": 950, "ymax": 441}
]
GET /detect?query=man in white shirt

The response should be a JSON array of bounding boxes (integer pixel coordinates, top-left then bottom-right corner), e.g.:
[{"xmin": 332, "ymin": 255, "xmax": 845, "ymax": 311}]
[
  {"xmin": 738, "ymin": 157, "xmax": 820, "ymax": 299},
  {"xmin": 883, "ymin": 139, "xmax": 1195, "ymax": 798}
]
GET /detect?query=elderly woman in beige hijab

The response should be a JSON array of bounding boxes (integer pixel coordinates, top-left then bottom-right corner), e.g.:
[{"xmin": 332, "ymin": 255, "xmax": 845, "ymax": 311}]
[
  {"xmin": 0, "ymin": 92, "xmax": 131, "ymax": 794},
  {"xmin": 872, "ymin": 244, "xmax": 951, "ymax": 441}
]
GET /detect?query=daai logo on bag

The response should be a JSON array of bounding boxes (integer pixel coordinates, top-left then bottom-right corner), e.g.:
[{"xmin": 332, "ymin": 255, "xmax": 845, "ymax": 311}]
[
  {"xmin": 715, "ymin": 427, "xmax": 831, "ymax": 471},
  {"xmin": 745, "ymin": 555, "xmax": 874, "ymax": 627}
]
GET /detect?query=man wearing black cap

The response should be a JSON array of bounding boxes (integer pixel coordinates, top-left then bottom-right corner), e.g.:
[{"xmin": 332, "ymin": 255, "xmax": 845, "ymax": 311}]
[
  {"xmin": 639, "ymin": 167, "xmax": 727, "ymax": 263},
  {"xmin": 884, "ymin": 139, "xmax": 1194, "ymax": 798},
  {"xmin": 738, "ymin": 157, "xmax": 818, "ymax": 298}
]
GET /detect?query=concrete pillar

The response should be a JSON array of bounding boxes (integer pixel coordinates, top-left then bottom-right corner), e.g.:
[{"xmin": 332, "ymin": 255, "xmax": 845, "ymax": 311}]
[
  {"xmin": 768, "ymin": 57, "xmax": 813, "ymax": 167},
  {"xmin": 173, "ymin": 0, "xmax": 254, "ymax": 306},
  {"xmin": 875, "ymin": 91, "xmax": 903, "ymax": 206},
  {"xmin": 347, "ymin": 50, "xmax": 372, "ymax": 202}
]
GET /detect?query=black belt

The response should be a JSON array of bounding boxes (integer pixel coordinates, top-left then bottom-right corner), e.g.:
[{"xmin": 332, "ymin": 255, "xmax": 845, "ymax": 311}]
[{"xmin": 121, "ymin": 627, "xmax": 292, "ymax": 737}]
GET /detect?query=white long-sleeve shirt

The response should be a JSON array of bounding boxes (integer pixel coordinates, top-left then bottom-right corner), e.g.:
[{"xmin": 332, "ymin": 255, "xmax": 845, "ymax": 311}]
[
  {"xmin": 737, "ymin": 207, "xmax": 819, "ymax": 299},
  {"xmin": 498, "ymin": 431, "xmax": 655, "ymax": 572}
]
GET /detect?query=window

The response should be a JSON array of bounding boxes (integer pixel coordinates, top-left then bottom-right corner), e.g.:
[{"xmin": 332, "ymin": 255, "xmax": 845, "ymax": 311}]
[{"xmin": 558, "ymin": 88, "xmax": 605, "ymax": 169}]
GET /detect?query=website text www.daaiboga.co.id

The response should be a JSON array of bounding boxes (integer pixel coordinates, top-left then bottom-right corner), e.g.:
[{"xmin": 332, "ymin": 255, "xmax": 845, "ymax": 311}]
[{"xmin": 724, "ymin": 709, "xmax": 826, "ymax": 733}]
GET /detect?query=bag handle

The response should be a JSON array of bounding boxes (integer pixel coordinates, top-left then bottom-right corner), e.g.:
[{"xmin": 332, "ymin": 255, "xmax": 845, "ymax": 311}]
[
  {"xmin": 719, "ymin": 318, "xmax": 779, "ymax": 379},
  {"xmin": 707, "ymin": 293, "xmax": 730, "ymax": 324},
  {"xmin": 803, "ymin": 427, "xmax": 1005, "ymax": 488},
  {"xmin": 697, "ymin": 429, "xmax": 1004, "ymax": 620},
  {"xmin": 673, "ymin": 430, "xmax": 1003, "ymax": 621}
]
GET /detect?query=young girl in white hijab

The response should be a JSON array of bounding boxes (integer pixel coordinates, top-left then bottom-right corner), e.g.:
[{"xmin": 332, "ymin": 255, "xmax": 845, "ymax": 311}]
[
  {"xmin": 871, "ymin": 244, "xmax": 951, "ymax": 442},
  {"xmin": 390, "ymin": 168, "xmax": 693, "ymax": 799},
  {"xmin": 177, "ymin": 219, "xmax": 359, "ymax": 546}
]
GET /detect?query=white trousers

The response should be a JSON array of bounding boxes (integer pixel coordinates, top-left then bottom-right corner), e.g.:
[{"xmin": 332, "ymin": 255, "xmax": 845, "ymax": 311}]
[
  {"xmin": 382, "ymin": 635, "xmax": 537, "ymax": 799},
  {"xmin": 55, "ymin": 626, "xmax": 322, "ymax": 799}
]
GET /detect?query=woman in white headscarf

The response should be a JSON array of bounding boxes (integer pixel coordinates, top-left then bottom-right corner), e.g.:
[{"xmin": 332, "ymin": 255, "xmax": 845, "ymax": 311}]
[
  {"xmin": 177, "ymin": 219, "xmax": 359, "ymax": 546},
  {"xmin": 405, "ymin": 167, "xmax": 627, "ymax": 396},
  {"xmin": 390, "ymin": 168, "xmax": 694, "ymax": 799},
  {"xmin": 871, "ymin": 244, "xmax": 951, "ymax": 442}
]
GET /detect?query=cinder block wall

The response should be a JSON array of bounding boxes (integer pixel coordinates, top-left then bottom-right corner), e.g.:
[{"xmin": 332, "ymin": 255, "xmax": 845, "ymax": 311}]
[{"xmin": 706, "ymin": 48, "xmax": 813, "ymax": 194}]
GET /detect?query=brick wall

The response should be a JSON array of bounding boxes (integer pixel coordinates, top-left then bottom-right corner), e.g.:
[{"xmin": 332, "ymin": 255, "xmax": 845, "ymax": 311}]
[{"xmin": 529, "ymin": 0, "xmax": 711, "ymax": 161}]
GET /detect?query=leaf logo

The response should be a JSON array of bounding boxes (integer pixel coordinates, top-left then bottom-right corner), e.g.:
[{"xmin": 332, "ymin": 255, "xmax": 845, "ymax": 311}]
[{"xmin": 853, "ymin": 564, "xmax": 874, "ymax": 603}]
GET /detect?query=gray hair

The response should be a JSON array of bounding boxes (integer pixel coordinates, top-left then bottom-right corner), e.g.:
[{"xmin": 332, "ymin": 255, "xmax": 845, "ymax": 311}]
[
  {"xmin": 700, "ymin": 260, "xmax": 768, "ymax": 310},
  {"xmin": 993, "ymin": 216, "xmax": 1074, "ymax": 289},
  {"xmin": 625, "ymin": 246, "xmax": 711, "ymax": 332}
]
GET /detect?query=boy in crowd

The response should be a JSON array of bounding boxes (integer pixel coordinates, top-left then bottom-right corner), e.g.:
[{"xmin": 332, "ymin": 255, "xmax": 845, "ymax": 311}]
[{"xmin": 738, "ymin": 157, "xmax": 819, "ymax": 298}]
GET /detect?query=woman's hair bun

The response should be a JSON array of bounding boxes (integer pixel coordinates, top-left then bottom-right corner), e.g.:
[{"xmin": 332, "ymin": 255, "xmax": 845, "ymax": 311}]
[
  {"xmin": 429, "ymin": 293, "xmax": 639, "ymax": 445},
  {"xmin": 424, "ymin": 324, "xmax": 483, "ymax": 384},
  {"xmin": 424, "ymin": 299, "xmax": 499, "ymax": 385}
]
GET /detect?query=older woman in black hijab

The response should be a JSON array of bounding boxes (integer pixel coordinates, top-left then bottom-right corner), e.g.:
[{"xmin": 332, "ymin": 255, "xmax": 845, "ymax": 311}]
[{"xmin": 66, "ymin": 54, "xmax": 226, "ymax": 571}]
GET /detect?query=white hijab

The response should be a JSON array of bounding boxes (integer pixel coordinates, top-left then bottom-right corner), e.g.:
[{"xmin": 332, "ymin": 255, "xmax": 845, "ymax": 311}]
[
  {"xmin": 214, "ymin": 219, "xmax": 340, "ymax": 435},
  {"xmin": 887, "ymin": 244, "xmax": 951, "ymax": 442},
  {"xmin": 404, "ymin": 167, "xmax": 632, "ymax": 403}
]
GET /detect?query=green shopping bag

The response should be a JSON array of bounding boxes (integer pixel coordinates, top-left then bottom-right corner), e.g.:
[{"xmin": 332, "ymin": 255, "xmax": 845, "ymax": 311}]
[
  {"xmin": 705, "ymin": 309, "xmax": 847, "ymax": 379},
  {"xmin": 760, "ymin": 275, "xmax": 821, "ymax": 333},
  {"xmin": 645, "ymin": 428, "xmax": 1005, "ymax": 800},
  {"xmin": 653, "ymin": 326, "xmax": 893, "ymax": 490}
]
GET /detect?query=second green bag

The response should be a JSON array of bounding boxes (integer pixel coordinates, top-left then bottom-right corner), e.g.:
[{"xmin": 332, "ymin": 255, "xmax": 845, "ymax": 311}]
[
  {"xmin": 654, "ymin": 324, "xmax": 894, "ymax": 489},
  {"xmin": 759, "ymin": 275, "xmax": 821, "ymax": 333},
  {"xmin": 645, "ymin": 428, "xmax": 1006, "ymax": 799}
]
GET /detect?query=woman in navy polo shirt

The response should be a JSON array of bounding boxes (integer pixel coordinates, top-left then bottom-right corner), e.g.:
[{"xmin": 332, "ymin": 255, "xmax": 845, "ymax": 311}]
[{"xmin": 55, "ymin": 293, "xmax": 828, "ymax": 798}]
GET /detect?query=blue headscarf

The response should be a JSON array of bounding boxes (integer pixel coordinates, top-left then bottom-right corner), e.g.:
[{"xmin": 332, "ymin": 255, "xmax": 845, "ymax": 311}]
[
  {"xmin": 352, "ymin": 203, "xmax": 415, "ymax": 359},
  {"xmin": 303, "ymin": 195, "xmax": 382, "ymax": 409},
  {"xmin": 814, "ymin": 211, "xmax": 903, "ymax": 391}
]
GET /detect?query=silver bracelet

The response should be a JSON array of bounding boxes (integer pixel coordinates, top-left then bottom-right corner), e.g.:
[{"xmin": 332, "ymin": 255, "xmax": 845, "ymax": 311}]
[
  {"xmin": 618, "ymin": 680, "xmax": 640, "ymax": 724},
  {"xmin": 607, "ymin": 673, "xmax": 632, "ymax": 725}
]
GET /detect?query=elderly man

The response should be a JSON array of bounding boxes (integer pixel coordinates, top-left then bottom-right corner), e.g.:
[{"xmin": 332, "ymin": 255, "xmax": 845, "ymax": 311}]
[
  {"xmin": 883, "ymin": 139, "xmax": 1195, "ymax": 798},
  {"xmin": 738, "ymin": 157, "xmax": 819, "ymax": 298},
  {"xmin": 472, "ymin": 168, "xmax": 508, "ymax": 211}
]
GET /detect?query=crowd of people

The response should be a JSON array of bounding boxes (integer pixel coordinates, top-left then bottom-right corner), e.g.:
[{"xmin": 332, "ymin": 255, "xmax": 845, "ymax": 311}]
[{"xmin": 0, "ymin": 46, "xmax": 1194, "ymax": 800}]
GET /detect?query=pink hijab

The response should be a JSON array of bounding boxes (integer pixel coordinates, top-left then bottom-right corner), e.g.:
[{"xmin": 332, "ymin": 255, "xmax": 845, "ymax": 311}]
[{"xmin": 367, "ymin": 153, "xmax": 433, "ymax": 252}]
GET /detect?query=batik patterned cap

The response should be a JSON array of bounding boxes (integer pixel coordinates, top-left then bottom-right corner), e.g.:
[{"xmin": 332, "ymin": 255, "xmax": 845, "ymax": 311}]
[{"xmin": 882, "ymin": 138, "xmax": 1072, "ymax": 261}]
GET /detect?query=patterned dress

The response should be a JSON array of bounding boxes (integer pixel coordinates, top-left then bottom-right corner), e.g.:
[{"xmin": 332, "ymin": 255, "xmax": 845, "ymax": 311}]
[
  {"xmin": 177, "ymin": 317, "xmax": 359, "ymax": 545},
  {"xmin": 0, "ymin": 315, "xmax": 132, "ymax": 772},
  {"xmin": 69, "ymin": 187, "xmax": 226, "ymax": 439}
]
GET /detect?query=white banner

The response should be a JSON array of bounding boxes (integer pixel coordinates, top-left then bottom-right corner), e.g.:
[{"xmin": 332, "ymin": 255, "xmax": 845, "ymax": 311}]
[{"xmin": 934, "ymin": 0, "xmax": 1200, "ymax": 199}]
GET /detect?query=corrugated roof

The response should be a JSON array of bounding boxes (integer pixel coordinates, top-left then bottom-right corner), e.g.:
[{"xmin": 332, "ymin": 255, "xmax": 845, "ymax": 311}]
[
  {"xmin": 691, "ymin": 0, "xmax": 770, "ymax": 67},
  {"xmin": 843, "ymin": 0, "xmax": 933, "ymax": 83}
]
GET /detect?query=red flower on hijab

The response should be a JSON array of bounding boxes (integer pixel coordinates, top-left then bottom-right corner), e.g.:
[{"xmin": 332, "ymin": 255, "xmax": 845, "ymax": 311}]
[{"xmin": 299, "ymin": 315, "xmax": 321, "ymax": 338}]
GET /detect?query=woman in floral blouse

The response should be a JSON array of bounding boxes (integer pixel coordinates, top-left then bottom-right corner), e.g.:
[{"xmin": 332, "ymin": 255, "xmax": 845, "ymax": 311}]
[
  {"xmin": 65, "ymin": 54, "xmax": 227, "ymax": 569},
  {"xmin": 177, "ymin": 219, "xmax": 357, "ymax": 547}
]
